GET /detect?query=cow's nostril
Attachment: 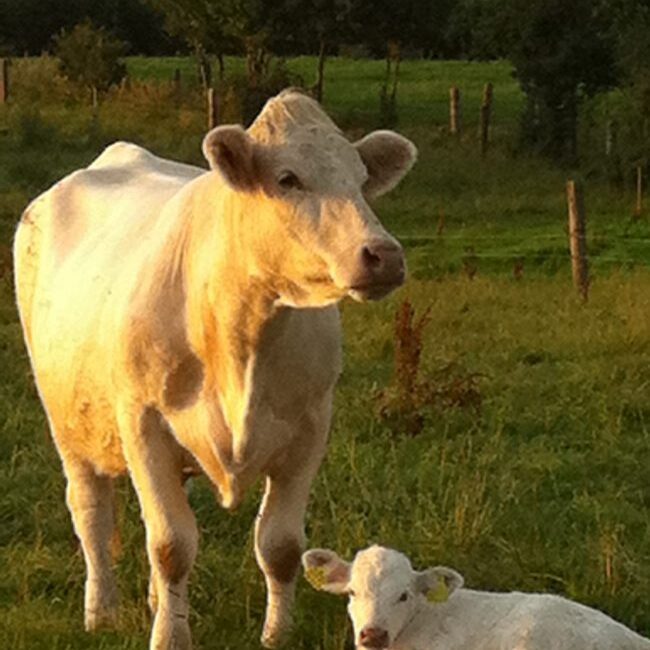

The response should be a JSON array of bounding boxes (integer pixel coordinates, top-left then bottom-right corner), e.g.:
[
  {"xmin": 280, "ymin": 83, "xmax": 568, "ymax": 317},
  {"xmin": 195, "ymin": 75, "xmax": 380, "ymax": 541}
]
[{"xmin": 362, "ymin": 245, "xmax": 383, "ymax": 269}]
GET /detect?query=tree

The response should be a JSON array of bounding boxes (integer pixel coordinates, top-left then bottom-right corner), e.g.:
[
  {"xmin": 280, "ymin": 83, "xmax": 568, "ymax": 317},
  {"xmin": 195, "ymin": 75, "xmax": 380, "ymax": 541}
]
[
  {"xmin": 349, "ymin": 0, "xmax": 438, "ymax": 125},
  {"xmin": 145, "ymin": 0, "xmax": 233, "ymax": 88},
  {"xmin": 0, "ymin": 0, "xmax": 175, "ymax": 56},
  {"xmin": 54, "ymin": 20, "xmax": 127, "ymax": 104},
  {"xmin": 445, "ymin": 0, "xmax": 515, "ymax": 59},
  {"xmin": 271, "ymin": 0, "xmax": 352, "ymax": 101},
  {"xmin": 506, "ymin": 0, "xmax": 617, "ymax": 160}
]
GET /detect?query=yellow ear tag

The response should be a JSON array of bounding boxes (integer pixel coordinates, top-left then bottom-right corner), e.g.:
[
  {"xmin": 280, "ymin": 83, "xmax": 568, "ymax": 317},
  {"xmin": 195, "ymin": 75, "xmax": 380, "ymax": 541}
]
[
  {"xmin": 305, "ymin": 566, "xmax": 327, "ymax": 589},
  {"xmin": 426, "ymin": 581, "xmax": 449, "ymax": 603}
]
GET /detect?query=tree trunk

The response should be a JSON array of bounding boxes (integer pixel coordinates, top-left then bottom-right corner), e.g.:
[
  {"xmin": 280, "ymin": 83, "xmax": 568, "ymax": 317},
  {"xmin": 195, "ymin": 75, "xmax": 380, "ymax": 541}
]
[
  {"xmin": 246, "ymin": 39, "xmax": 262, "ymax": 88},
  {"xmin": 315, "ymin": 37, "xmax": 326, "ymax": 102},
  {"xmin": 217, "ymin": 52, "xmax": 225, "ymax": 81},
  {"xmin": 195, "ymin": 43, "xmax": 212, "ymax": 92},
  {"xmin": 390, "ymin": 43, "xmax": 401, "ymax": 101}
]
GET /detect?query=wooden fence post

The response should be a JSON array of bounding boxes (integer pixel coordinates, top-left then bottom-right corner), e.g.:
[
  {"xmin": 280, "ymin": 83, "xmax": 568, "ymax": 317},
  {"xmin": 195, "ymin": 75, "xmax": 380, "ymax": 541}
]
[
  {"xmin": 0, "ymin": 58, "xmax": 9, "ymax": 104},
  {"xmin": 566, "ymin": 180, "xmax": 589, "ymax": 301},
  {"xmin": 449, "ymin": 86, "xmax": 461, "ymax": 135},
  {"xmin": 207, "ymin": 87, "xmax": 219, "ymax": 130},
  {"xmin": 479, "ymin": 82, "xmax": 493, "ymax": 156},
  {"xmin": 605, "ymin": 119, "xmax": 617, "ymax": 157},
  {"xmin": 635, "ymin": 165, "xmax": 643, "ymax": 218},
  {"xmin": 436, "ymin": 208, "xmax": 445, "ymax": 237}
]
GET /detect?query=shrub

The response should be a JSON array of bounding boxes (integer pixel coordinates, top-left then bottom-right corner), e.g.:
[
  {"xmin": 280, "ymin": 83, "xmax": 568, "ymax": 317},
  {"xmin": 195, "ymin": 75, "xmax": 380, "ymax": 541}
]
[
  {"xmin": 217, "ymin": 59, "xmax": 302, "ymax": 126},
  {"xmin": 9, "ymin": 56, "xmax": 73, "ymax": 103},
  {"xmin": 53, "ymin": 21, "xmax": 127, "ymax": 102}
]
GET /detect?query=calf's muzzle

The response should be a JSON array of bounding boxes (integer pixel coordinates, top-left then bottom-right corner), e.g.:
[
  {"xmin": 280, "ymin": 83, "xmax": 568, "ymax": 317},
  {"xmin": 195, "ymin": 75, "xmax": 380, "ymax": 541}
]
[{"xmin": 359, "ymin": 626, "xmax": 390, "ymax": 649}]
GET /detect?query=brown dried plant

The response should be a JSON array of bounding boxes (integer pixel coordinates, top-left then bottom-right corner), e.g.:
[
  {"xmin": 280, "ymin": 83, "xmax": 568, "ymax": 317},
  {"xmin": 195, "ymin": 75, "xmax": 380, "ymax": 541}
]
[{"xmin": 376, "ymin": 298, "xmax": 482, "ymax": 436}]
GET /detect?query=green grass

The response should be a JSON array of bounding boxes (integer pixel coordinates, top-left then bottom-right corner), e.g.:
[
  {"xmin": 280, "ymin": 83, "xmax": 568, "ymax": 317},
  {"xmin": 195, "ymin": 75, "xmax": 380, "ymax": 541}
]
[{"xmin": 1, "ymin": 56, "xmax": 649, "ymax": 648}]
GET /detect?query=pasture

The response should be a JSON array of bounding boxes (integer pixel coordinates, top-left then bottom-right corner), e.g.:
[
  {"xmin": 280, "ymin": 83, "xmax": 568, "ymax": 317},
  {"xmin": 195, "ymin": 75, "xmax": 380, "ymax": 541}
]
[{"xmin": 1, "ymin": 56, "xmax": 649, "ymax": 649}]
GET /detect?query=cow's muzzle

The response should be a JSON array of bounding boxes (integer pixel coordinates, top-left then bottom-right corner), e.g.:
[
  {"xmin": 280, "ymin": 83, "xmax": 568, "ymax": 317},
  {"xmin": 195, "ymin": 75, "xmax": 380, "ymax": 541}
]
[{"xmin": 349, "ymin": 239, "xmax": 406, "ymax": 301}]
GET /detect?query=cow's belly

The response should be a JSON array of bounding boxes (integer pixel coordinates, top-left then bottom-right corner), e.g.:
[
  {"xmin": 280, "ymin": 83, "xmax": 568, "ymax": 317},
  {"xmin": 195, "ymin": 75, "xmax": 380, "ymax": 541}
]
[
  {"xmin": 34, "ymin": 360, "xmax": 127, "ymax": 476},
  {"xmin": 25, "ymin": 267, "xmax": 133, "ymax": 476}
]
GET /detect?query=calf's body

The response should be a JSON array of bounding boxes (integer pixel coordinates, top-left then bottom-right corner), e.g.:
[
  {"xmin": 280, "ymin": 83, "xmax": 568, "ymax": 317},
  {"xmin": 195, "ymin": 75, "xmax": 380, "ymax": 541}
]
[
  {"xmin": 14, "ymin": 90, "xmax": 417, "ymax": 649},
  {"xmin": 303, "ymin": 545, "xmax": 649, "ymax": 650},
  {"xmin": 396, "ymin": 588, "xmax": 650, "ymax": 650}
]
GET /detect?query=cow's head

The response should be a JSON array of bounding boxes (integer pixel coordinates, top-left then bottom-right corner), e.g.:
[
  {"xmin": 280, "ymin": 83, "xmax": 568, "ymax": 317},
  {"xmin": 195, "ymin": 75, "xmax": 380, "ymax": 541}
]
[
  {"xmin": 302, "ymin": 545, "xmax": 463, "ymax": 649},
  {"xmin": 202, "ymin": 89, "xmax": 416, "ymax": 307}
]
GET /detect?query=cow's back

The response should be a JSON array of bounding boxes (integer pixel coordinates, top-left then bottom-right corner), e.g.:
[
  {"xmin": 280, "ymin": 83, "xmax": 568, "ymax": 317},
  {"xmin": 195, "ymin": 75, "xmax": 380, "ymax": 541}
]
[{"xmin": 14, "ymin": 142, "xmax": 203, "ymax": 342}]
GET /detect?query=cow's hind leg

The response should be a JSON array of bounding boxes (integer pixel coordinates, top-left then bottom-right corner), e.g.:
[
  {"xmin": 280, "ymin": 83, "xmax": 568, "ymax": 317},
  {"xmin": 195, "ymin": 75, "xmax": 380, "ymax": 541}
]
[
  {"xmin": 120, "ymin": 405, "xmax": 198, "ymax": 650},
  {"xmin": 63, "ymin": 456, "xmax": 119, "ymax": 631},
  {"xmin": 254, "ymin": 399, "xmax": 331, "ymax": 648}
]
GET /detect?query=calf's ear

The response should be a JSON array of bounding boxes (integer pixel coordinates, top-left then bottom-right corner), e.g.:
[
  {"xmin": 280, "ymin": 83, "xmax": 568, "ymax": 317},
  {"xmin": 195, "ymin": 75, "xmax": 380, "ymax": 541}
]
[
  {"xmin": 202, "ymin": 125, "xmax": 260, "ymax": 192},
  {"xmin": 302, "ymin": 549, "xmax": 351, "ymax": 595},
  {"xmin": 355, "ymin": 130, "xmax": 418, "ymax": 199},
  {"xmin": 415, "ymin": 566, "xmax": 464, "ymax": 603}
]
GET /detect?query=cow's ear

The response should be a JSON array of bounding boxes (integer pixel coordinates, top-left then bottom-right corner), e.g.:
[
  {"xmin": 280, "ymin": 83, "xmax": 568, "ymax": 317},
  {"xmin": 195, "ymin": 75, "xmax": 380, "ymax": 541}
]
[
  {"xmin": 302, "ymin": 549, "xmax": 351, "ymax": 595},
  {"xmin": 415, "ymin": 566, "xmax": 464, "ymax": 603},
  {"xmin": 202, "ymin": 125, "xmax": 260, "ymax": 191},
  {"xmin": 355, "ymin": 130, "xmax": 417, "ymax": 199}
]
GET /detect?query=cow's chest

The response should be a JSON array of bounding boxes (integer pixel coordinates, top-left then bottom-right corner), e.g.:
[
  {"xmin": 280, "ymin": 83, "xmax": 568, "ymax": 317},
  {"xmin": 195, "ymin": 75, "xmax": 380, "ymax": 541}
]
[
  {"xmin": 218, "ymin": 306, "xmax": 342, "ymax": 479},
  {"xmin": 251, "ymin": 306, "xmax": 342, "ymax": 421}
]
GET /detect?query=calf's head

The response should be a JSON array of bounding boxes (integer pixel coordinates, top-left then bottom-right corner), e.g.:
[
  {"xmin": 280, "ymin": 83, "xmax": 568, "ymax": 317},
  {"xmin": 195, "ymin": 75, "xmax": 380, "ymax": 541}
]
[
  {"xmin": 202, "ymin": 89, "xmax": 416, "ymax": 307},
  {"xmin": 302, "ymin": 545, "xmax": 463, "ymax": 649}
]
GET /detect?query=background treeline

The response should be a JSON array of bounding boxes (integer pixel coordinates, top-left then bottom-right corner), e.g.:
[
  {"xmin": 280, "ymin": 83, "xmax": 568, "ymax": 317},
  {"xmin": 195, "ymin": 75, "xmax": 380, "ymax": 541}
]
[{"xmin": 1, "ymin": 0, "xmax": 650, "ymax": 162}]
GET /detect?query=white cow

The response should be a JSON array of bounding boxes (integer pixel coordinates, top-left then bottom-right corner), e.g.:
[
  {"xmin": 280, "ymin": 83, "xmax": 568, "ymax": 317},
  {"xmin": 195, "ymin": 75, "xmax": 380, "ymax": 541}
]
[
  {"xmin": 13, "ymin": 89, "xmax": 417, "ymax": 650},
  {"xmin": 303, "ymin": 545, "xmax": 650, "ymax": 650}
]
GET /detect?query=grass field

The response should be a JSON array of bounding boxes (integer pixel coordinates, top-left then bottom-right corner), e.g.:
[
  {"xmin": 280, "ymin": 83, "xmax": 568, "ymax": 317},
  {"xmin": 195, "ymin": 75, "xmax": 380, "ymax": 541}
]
[{"xmin": 1, "ymin": 56, "xmax": 649, "ymax": 649}]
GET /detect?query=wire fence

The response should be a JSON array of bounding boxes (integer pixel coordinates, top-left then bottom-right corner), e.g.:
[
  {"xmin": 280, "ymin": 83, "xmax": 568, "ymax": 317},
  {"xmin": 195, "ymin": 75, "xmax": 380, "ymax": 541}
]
[{"xmin": 398, "ymin": 232, "xmax": 650, "ymax": 267}]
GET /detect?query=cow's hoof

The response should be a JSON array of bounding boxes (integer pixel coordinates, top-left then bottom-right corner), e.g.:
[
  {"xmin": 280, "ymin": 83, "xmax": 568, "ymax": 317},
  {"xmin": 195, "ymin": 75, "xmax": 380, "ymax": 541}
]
[
  {"xmin": 84, "ymin": 606, "xmax": 118, "ymax": 632},
  {"xmin": 261, "ymin": 628, "xmax": 287, "ymax": 648}
]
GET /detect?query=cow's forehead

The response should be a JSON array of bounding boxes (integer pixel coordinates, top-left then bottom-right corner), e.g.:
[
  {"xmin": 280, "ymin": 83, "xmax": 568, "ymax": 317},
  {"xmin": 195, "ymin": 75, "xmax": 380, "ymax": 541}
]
[
  {"xmin": 351, "ymin": 546, "xmax": 413, "ymax": 592},
  {"xmin": 249, "ymin": 90, "xmax": 339, "ymax": 141},
  {"xmin": 248, "ymin": 91, "xmax": 367, "ymax": 184}
]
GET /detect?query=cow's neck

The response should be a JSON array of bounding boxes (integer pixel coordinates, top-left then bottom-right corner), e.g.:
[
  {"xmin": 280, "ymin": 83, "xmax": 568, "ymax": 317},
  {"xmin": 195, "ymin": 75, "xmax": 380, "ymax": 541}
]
[{"xmin": 183, "ymin": 180, "xmax": 284, "ymax": 458}]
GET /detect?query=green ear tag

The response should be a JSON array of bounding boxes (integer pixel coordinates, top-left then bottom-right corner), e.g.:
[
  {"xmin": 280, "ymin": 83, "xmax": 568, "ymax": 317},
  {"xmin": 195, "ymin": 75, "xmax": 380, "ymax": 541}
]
[
  {"xmin": 426, "ymin": 581, "xmax": 449, "ymax": 603},
  {"xmin": 305, "ymin": 566, "xmax": 327, "ymax": 589}
]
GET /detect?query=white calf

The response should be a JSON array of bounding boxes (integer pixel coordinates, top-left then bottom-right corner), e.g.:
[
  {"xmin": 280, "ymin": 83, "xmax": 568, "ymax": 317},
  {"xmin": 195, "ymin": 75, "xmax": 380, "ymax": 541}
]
[{"xmin": 303, "ymin": 545, "xmax": 650, "ymax": 650}]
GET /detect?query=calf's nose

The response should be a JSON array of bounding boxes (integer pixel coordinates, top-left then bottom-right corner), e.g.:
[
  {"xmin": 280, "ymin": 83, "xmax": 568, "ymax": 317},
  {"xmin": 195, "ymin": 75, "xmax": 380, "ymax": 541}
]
[{"xmin": 359, "ymin": 626, "xmax": 389, "ymax": 649}]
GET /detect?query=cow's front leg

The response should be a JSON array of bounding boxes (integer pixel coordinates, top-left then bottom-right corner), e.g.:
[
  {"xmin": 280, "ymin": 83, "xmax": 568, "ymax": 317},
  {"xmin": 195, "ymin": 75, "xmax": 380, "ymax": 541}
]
[
  {"xmin": 254, "ymin": 401, "xmax": 331, "ymax": 648},
  {"xmin": 120, "ymin": 405, "xmax": 198, "ymax": 650}
]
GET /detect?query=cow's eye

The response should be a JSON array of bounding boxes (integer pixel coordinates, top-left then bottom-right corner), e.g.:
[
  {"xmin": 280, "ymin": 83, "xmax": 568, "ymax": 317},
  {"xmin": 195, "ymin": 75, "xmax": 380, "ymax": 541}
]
[
  {"xmin": 398, "ymin": 592, "xmax": 408, "ymax": 602},
  {"xmin": 278, "ymin": 171, "xmax": 302, "ymax": 191},
  {"xmin": 348, "ymin": 589, "xmax": 356, "ymax": 598}
]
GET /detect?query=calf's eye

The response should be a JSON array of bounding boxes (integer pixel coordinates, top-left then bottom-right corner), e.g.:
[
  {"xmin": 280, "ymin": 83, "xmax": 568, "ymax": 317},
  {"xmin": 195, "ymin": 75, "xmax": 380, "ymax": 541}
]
[
  {"xmin": 278, "ymin": 171, "xmax": 302, "ymax": 191},
  {"xmin": 398, "ymin": 592, "xmax": 408, "ymax": 602}
]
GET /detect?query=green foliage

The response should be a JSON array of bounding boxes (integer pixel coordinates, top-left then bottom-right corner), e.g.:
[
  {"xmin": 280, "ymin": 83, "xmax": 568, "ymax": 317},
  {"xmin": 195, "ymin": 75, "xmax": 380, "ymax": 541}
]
[
  {"xmin": 54, "ymin": 21, "xmax": 127, "ymax": 95},
  {"xmin": 0, "ymin": 0, "xmax": 174, "ymax": 57},
  {"xmin": 445, "ymin": 0, "xmax": 514, "ymax": 59},
  {"xmin": 506, "ymin": 0, "xmax": 618, "ymax": 160},
  {"xmin": 218, "ymin": 58, "xmax": 302, "ymax": 125}
]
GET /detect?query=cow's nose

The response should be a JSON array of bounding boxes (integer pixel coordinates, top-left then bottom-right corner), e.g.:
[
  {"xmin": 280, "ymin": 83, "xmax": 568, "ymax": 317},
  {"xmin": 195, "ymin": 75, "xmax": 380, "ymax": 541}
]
[
  {"xmin": 359, "ymin": 626, "xmax": 389, "ymax": 648},
  {"xmin": 360, "ymin": 239, "xmax": 405, "ymax": 284}
]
